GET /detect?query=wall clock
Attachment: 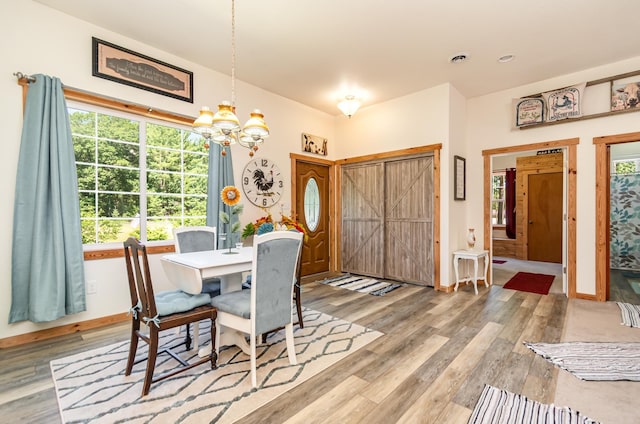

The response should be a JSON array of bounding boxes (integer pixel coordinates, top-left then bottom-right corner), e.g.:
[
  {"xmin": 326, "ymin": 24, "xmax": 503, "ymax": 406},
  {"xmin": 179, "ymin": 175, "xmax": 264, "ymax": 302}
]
[{"xmin": 241, "ymin": 157, "xmax": 284, "ymax": 208}]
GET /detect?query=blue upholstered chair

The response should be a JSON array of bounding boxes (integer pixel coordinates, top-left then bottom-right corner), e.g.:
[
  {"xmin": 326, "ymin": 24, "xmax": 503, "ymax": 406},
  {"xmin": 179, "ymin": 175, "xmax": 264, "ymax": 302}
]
[
  {"xmin": 173, "ymin": 226, "xmax": 221, "ymax": 348},
  {"xmin": 123, "ymin": 237, "xmax": 217, "ymax": 396},
  {"xmin": 211, "ymin": 231, "xmax": 304, "ymax": 387}
]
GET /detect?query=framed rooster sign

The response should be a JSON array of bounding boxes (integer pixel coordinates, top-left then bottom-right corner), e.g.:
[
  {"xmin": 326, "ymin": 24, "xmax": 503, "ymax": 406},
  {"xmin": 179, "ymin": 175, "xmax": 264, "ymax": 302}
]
[{"xmin": 241, "ymin": 158, "xmax": 284, "ymax": 208}]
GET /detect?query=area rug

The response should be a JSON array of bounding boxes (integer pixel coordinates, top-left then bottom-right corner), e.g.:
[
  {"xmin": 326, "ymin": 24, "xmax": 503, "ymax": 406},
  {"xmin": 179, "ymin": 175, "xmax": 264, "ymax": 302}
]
[
  {"xmin": 492, "ymin": 259, "xmax": 507, "ymax": 264},
  {"xmin": 524, "ymin": 341, "xmax": 640, "ymax": 381},
  {"xmin": 503, "ymin": 272, "xmax": 554, "ymax": 295},
  {"xmin": 616, "ymin": 302, "xmax": 640, "ymax": 327},
  {"xmin": 50, "ymin": 308, "xmax": 382, "ymax": 423},
  {"xmin": 319, "ymin": 274, "xmax": 402, "ymax": 296},
  {"xmin": 468, "ymin": 384, "xmax": 599, "ymax": 423}
]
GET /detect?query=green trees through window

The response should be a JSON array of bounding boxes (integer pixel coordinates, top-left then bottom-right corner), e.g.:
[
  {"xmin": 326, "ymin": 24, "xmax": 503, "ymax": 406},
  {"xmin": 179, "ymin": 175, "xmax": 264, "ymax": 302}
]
[{"xmin": 70, "ymin": 105, "xmax": 208, "ymax": 245}]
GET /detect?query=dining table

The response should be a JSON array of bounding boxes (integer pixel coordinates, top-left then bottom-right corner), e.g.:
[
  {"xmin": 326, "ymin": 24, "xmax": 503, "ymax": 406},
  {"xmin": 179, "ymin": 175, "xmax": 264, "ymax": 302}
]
[{"xmin": 160, "ymin": 246, "xmax": 253, "ymax": 357}]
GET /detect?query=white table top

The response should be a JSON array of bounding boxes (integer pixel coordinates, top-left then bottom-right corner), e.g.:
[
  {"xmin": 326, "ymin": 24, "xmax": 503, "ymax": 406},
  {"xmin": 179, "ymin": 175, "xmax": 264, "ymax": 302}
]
[
  {"xmin": 162, "ymin": 247, "xmax": 253, "ymax": 270},
  {"xmin": 453, "ymin": 249, "xmax": 489, "ymax": 258}
]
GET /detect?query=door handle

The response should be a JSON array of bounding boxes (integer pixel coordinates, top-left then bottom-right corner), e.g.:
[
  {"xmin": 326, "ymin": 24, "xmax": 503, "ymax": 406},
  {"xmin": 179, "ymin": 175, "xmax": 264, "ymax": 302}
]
[{"xmin": 529, "ymin": 221, "xmax": 533, "ymax": 224}]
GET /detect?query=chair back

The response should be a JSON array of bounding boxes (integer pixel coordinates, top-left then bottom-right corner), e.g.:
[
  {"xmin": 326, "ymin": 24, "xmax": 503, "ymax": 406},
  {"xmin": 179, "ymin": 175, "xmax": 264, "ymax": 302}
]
[
  {"xmin": 173, "ymin": 226, "xmax": 217, "ymax": 253},
  {"xmin": 123, "ymin": 237, "xmax": 157, "ymax": 320},
  {"xmin": 251, "ymin": 231, "xmax": 303, "ymax": 335}
]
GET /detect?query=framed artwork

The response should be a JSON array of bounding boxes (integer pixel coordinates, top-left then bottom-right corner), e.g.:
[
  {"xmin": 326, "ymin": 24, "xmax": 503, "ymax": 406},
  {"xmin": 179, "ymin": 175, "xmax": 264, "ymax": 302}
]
[
  {"xmin": 513, "ymin": 97, "xmax": 544, "ymax": 127},
  {"xmin": 301, "ymin": 133, "xmax": 328, "ymax": 156},
  {"xmin": 92, "ymin": 37, "xmax": 193, "ymax": 103},
  {"xmin": 611, "ymin": 77, "xmax": 640, "ymax": 111},
  {"xmin": 454, "ymin": 155, "xmax": 466, "ymax": 201}
]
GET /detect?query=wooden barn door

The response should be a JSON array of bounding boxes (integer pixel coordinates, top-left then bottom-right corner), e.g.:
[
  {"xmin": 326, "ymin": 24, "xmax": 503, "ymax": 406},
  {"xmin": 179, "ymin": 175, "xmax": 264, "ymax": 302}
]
[
  {"xmin": 341, "ymin": 163, "xmax": 385, "ymax": 277},
  {"xmin": 385, "ymin": 157, "xmax": 434, "ymax": 285}
]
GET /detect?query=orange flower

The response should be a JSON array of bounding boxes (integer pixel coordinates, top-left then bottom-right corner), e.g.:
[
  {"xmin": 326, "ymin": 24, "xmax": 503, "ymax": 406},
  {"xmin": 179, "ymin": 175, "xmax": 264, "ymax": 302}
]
[{"xmin": 221, "ymin": 186, "xmax": 241, "ymax": 206}]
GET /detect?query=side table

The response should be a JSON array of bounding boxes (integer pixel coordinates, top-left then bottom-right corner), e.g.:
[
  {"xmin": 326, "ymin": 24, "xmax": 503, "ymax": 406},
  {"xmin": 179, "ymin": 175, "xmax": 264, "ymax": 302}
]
[{"xmin": 453, "ymin": 249, "xmax": 490, "ymax": 295}]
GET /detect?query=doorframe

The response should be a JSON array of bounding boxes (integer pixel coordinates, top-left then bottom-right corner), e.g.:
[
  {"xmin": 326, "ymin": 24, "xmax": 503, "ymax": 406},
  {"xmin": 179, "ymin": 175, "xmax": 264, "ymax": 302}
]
[
  {"xmin": 482, "ymin": 138, "xmax": 578, "ymax": 298},
  {"xmin": 290, "ymin": 153, "xmax": 337, "ymax": 272},
  {"xmin": 594, "ymin": 131, "xmax": 640, "ymax": 302}
]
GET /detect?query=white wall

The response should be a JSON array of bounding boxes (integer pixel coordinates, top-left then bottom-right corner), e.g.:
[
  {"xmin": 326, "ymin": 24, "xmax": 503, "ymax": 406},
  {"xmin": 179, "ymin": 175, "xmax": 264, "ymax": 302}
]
[
  {"xmin": 466, "ymin": 57, "xmax": 640, "ymax": 296},
  {"xmin": 0, "ymin": 1, "xmax": 334, "ymax": 338}
]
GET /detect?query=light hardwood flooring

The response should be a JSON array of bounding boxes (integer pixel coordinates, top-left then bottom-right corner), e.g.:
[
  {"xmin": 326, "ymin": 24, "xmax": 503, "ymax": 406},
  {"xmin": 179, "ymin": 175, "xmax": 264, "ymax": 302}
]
[{"xmin": 2, "ymin": 275, "xmax": 569, "ymax": 423}]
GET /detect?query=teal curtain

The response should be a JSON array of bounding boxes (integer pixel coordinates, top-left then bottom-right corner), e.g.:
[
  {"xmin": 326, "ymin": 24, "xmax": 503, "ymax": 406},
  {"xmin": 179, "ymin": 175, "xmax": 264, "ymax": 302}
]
[
  {"xmin": 9, "ymin": 74, "xmax": 86, "ymax": 323},
  {"xmin": 206, "ymin": 144, "xmax": 238, "ymax": 249}
]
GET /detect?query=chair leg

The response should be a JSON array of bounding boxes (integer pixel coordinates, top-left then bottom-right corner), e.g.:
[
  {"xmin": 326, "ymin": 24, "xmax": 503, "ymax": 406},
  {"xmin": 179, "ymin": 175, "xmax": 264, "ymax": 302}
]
[
  {"xmin": 250, "ymin": 331, "xmax": 257, "ymax": 388},
  {"xmin": 125, "ymin": 319, "xmax": 140, "ymax": 376},
  {"xmin": 184, "ymin": 323, "xmax": 192, "ymax": 351},
  {"xmin": 285, "ymin": 323, "xmax": 297, "ymax": 365},
  {"xmin": 209, "ymin": 315, "xmax": 217, "ymax": 369},
  {"xmin": 142, "ymin": 327, "xmax": 159, "ymax": 396},
  {"xmin": 295, "ymin": 284, "xmax": 304, "ymax": 329}
]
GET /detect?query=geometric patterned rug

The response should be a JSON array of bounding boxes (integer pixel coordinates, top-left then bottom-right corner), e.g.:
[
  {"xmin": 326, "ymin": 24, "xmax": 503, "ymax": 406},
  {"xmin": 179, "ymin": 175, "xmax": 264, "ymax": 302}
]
[
  {"xmin": 468, "ymin": 384, "xmax": 600, "ymax": 423},
  {"xmin": 319, "ymin": 274, "xmax": 402, "ymax": 296},
  {"xmin": 50, "ymin": 308, "xmax": 382, "ymax": 423},
  {"xmin": 524, "ymin": 341, "xmax": 640, "ymax": 381},
  {"xmin": 616, "ymin": 301, "xmax": 640, "ymax": 328}
]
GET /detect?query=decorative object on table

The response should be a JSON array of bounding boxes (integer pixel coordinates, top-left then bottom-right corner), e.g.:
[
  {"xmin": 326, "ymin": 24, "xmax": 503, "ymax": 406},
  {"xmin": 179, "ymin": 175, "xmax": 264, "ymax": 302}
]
[
  {"xmin": 525, "ymin": 341, "xmax": 640, "ymax": 381},
  {"xmin": 92, "ymin": 37, "xmax": 193, "ymax": 103},
  {"xmin": 611, "ymin": 78, "xmax": 640, "ymax": 111},
  {"xmin": 241, "ymin": 212, "xmax": 307, "ymax": 241},
  {"xmin": 503, "ymin": 271, "xmax": 555, "ymax": 295},
  {"xmin": 191, "ymin": 0, "xmax": 269, "ymax": 156},
  {"xmin": 220, "ymin": 186, "xmax": 243, "ymax": 253},
  {"xmin": 301, "ymin": 132, "xmax": 328, "ymax": 156},
  {"xmin": 469, "ymin": 384, "xmax": 599, "ymax": 424},
  {"xmin": 50, "ymin": 308, "xmax": 382, "ymax": 423},
  {"xmin": 241, "ymin": 157, "xmax": 284, "ymax": 208},
  {"xmin": 541, "ymin": 82, "xmax": 586, "ymax": 122},
  {"xmin": 454, "ymin": 155, "xmax": 465, "ymax": 200},
  {"xmin": 513, "ymin": 96, "xmax": 545, "ymax": 127},
  {"xmin": 467, "ymin": 228, "xmax": 476, "ymax": 249},
  {"xmin": 320, "ymin": 274, "xmax": 402, "ymax": 296}
]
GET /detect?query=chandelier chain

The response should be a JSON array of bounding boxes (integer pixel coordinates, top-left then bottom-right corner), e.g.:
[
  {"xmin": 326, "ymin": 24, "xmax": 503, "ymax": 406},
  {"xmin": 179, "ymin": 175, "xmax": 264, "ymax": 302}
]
[{"xmin": 231, "ymin": 0, "xmax": 236, "ymax": 106}]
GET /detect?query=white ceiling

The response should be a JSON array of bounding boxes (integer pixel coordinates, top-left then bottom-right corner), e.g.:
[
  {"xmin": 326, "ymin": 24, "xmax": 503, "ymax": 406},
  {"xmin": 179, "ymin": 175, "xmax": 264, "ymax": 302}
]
[{"xmin": 34, "ymin": 0, "xmax": 640, "ymax": 116}]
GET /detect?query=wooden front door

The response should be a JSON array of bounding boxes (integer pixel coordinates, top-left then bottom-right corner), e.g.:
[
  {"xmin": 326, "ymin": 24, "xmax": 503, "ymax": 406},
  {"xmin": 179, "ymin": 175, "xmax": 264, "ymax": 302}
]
[
  {"xmin": 295, "ymin": 161, "xmax": 330, "ymax": 276},
  {"xmin": 385, "ymin": 157, "xmax": 434, "ymax": 285},
  {"xmin": 527, "ymin": 172, "xmax": 563, "ymax": 263},
  {"xmin": 341, "ymin": 163, "xmax": 385, "ymax": 277}
]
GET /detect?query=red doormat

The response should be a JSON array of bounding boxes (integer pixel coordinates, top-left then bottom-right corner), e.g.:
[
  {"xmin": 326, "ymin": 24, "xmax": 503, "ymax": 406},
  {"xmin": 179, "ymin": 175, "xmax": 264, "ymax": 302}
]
[
  {"xmin": 492, "ymin": 259, "xmax": 507, "ymax": 264},
  {"xmin": 503, "ymin": 272, "xmax": 555, "ymax": 295}
]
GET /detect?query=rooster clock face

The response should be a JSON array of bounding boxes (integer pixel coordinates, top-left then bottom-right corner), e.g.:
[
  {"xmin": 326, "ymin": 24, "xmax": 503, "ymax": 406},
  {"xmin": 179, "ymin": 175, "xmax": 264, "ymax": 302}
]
[{"xmin": 241, "ymin": 158, "xmax": 284, "ymax": 208}]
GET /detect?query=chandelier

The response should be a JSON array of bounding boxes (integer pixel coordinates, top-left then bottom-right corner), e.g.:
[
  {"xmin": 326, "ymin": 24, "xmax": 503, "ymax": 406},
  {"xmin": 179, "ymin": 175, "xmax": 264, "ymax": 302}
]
[
  {"xmin": 193, "ymin": 0, "xmax": 269, "ymax": 156},
  {"xmin": 337, "ymin": 94, "xmax": 361, "ymax": 118}
]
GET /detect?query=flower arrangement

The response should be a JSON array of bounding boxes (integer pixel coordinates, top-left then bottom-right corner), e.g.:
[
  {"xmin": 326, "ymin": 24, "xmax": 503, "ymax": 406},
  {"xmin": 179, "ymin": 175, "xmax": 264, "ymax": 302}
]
[
  {"xmin": 220, "ymin": 186, "xmax": 243, "ymax": 252},
  {"xmin": 241, "ymin": 212, "xmax": 307, "ymax": 241}
]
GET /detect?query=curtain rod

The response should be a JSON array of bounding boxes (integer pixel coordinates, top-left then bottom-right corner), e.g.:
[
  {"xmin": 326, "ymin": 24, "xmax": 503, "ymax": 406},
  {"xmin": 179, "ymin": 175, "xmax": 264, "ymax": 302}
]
[{"xmin": 13, "ymin": 71, "xmax": 36, "ymax": 83}]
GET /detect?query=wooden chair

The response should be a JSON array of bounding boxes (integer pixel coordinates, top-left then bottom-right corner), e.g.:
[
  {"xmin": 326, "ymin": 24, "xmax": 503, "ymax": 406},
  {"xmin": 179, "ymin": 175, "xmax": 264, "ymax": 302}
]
[
  {"xmin": 173, "ymin": 226, "xmax": 221, "ymax": 348},
  {"xmin": 123, "ymin": 237, "xmax": 217, "ymax": 396},
  {"xmin": 211, "ymin": 231, "xmax": 303, "ymax": 387}
]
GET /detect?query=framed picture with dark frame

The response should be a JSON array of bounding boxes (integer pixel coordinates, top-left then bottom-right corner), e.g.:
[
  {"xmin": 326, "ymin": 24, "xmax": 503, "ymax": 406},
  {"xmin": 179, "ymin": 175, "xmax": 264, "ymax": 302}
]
[
  {"xmin": 454, "ymin": 155, "xmax": 466, "ymax": 200},
  {"xmin": 92, "ymin": 37, "xmax": 193, "ymax": 103}
]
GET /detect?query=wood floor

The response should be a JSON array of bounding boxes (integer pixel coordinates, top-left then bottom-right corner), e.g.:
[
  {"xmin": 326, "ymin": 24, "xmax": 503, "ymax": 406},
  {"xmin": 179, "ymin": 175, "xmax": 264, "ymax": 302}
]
[
  {"xmin": 610, "ymin": 269, "xmax": 640, "ymax": 304},
  {"xmin": 0, "ymin": 276, "xmax": 568, "ymax": 423}
]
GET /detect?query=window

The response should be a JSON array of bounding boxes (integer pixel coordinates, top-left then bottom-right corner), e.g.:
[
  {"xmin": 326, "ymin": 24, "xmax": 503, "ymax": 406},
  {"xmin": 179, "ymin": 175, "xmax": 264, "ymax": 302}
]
[
  {"xmin": 69, "ymin": 102, "xmax": 208, "ymax": 246},
  {"xmin": 491, "ymin": 172, "xmax": 506, "ymax": 225},
  {"xmin": 612, "ymin": 158, "xmax": 640, "ymax": 175}
]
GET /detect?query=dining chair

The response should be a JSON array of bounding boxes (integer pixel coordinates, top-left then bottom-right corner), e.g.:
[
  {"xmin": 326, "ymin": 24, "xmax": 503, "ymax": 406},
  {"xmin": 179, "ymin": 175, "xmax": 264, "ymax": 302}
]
[
  {"xmin": 211, "ymin": 231, "xmax": 303, "ymax": 387},
  {"xmin": 173, "ymin": 226, "xmax": 221, "ymax": 348},
  {"xmin": 123, "ymin": 237, "xmax": 217, "ymax": 396}
]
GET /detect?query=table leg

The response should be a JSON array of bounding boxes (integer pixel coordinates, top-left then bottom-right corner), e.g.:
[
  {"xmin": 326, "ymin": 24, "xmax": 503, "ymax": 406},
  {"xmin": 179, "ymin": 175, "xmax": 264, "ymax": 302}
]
[
  {"xmin": 473, "ymin": 258, "xmax": 479, "ymax": 295},
  {"xmin": 483, "ymin": 253, "xmax": 490, "ymax": 287},
  {"xmin": 454, "ymin": 256, "xmax": 460, "ymax": 292}
]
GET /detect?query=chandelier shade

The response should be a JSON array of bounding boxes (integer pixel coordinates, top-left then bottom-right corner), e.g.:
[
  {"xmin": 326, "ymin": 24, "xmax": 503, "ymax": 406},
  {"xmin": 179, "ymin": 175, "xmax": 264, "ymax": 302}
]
[{"xmin": 338, "ymin": 95, "xmax": 361, "ymax": 118}]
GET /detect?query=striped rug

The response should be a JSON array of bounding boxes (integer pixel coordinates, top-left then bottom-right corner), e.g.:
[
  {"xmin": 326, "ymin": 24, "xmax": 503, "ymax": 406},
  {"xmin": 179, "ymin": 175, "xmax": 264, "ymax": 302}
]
[
  {"xmin": 525, "ymin": 341, "xmax": 640, "ymax": 381},
  {"xmin": 616, "ymin": 302, "xmax": 640, "ymax": 327},
  {"xmin": 320, "ymin": 274, "xmax": 402, "ymax": 296},
  {"xmin": 469, "ymin": 384, "xmax": 599, "ymax": 424}
]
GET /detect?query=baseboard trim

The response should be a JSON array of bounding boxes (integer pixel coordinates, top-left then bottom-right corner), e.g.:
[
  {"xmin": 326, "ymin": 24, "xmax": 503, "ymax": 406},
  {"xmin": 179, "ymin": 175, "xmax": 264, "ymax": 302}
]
[{"xmin": 0, "ymin": 312, "xmax": 129, "ymax": 349}]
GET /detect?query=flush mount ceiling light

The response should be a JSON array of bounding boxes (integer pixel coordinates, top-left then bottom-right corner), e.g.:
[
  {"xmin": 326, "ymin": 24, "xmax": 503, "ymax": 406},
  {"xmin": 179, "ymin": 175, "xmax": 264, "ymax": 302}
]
[
  {"xmin": 192, "ymin": 0, "xmax": 268, "ymax": 157},
  {"xmin": 449, "ymin": 52, "xmax": 469, "ymax": 64},
  {"xmin": 337, "ymin": 94, "xmax": 362, "ymax": 119},
  {"xmin": 498, "ymin": 54, "xmax": 515, "ymax": 63}
]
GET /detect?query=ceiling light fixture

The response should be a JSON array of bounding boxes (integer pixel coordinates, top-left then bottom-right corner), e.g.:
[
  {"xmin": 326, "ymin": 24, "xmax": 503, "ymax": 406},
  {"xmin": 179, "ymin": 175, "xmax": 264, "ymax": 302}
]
[
  {"xmin": 337, "ymin": 94, "xmax": 361, "ymax": 118},
  {"xmin": 498, "ymin": 54, "xmax": 515, "ymax": 63},
  {"xmin": 192, "ymin": 0, "xmax": 268, "ymax": 157},
  {"xmin": 449, "ymin": 53, "xmax": 469, "ymax": 64}
]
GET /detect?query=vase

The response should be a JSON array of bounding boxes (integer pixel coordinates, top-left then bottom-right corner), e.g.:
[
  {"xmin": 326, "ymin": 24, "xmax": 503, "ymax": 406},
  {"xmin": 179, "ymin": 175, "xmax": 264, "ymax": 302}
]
[{"xmin": 467, "ymin": 228, "xmax": 476, "ymax": 249}]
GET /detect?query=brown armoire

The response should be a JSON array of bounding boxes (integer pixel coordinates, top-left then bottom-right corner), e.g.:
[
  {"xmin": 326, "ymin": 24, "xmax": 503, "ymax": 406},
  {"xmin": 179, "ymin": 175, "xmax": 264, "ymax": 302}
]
[{"xmin": 340, "ymin": 154, "xmax": 434, "ymax": 286}]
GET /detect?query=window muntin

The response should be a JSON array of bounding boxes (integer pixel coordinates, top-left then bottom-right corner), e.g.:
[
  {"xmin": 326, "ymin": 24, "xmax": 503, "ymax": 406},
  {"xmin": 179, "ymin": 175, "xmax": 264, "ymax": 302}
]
[{"xmin": 69, "ymin": 103, "xmax": 208, "ymax": 246}]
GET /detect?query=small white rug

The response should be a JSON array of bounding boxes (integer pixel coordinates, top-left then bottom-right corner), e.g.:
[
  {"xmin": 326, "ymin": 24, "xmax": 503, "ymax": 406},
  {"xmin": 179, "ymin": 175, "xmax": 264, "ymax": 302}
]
[
  {"xmin": 469, "ymin": 384, "xmax": 599, "ymax": 424},
  {"xmin": 616, "ymin": 302, "xmax": 640, "ymax": 327},
  {"xmin": 50, "ymin": 308, "xmax": 382, "ymax": 423},
  {"xmin": 320, "ymin": 274, "xmax": 402, "ymax": 296}
]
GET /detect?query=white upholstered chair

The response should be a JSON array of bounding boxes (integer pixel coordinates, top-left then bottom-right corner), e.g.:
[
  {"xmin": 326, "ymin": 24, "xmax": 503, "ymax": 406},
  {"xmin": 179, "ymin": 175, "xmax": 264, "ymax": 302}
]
[{"xmin": 211, "ymin": 231, "xmax": 303, "ymax": 387}]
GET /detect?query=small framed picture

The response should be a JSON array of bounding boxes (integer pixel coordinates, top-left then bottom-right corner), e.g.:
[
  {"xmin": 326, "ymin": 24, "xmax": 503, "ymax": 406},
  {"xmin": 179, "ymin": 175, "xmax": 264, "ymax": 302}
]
[
  {"xmin": 454, "ymin": 155, "xmax": 466, "ymax": 201},
  {"xmin": 301, "ymin": 133, "xmax": 328, "ymax": 156},
  {"xmin": 92, "ymin": 37, "xmax": 193, "ymax": 103},
  {"xmin": 611, "ymin": 77, "xmax": 640, "ymax": 111}
]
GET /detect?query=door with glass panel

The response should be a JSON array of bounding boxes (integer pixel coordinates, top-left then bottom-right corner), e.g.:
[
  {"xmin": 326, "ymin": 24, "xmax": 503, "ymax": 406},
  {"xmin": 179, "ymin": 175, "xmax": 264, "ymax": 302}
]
[{"xmin": 295, "ymin": 161, "xmax": 330, "ymax": 275}]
